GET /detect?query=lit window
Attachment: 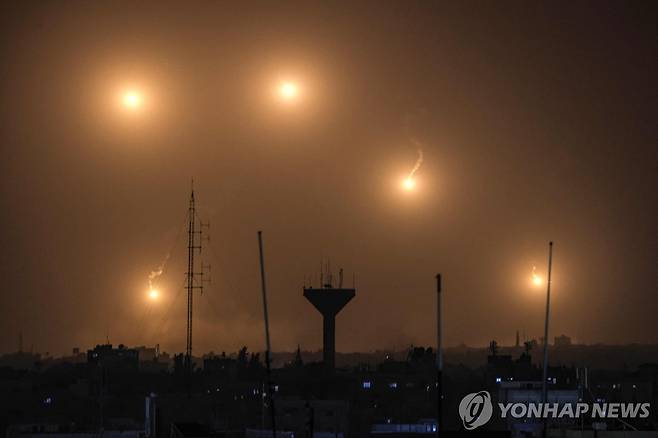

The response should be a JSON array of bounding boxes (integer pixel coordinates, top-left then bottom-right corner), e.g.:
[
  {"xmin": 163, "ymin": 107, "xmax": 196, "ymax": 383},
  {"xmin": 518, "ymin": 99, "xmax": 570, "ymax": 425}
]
[{"xmin": 362, "ymin": 381, "xmax": 372, "ymax": 389}]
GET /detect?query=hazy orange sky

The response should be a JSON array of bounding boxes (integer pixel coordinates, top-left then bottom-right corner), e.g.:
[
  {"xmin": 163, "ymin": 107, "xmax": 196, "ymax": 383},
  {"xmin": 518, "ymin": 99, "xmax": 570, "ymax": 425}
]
[{"xmin": 0, "ymin": 1, "xmax": 656, "ymax": 355}]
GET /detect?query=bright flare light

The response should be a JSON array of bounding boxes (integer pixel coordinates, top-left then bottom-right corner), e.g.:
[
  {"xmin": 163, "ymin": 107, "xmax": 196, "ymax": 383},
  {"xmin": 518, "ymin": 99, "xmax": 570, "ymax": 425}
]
[
  {"xmin": 531, "ymin": 266, "xmax": 542, "ymax": 287},
  {"xmin": 122, "ymin": 91, "xmax": 142, "ymax": 110},
  {"xmin": 402, "ymin": 177, "xmax": 416, "ymax": 191},
  {"xmin": 148, "ymin": 289, "xmax": 159, "ymax": 300},
  {"xmin": 279, "ymin": 82, "xmax": 298, "ymax": 100},
  {"xmin": 402, "ymin": 150, "xmax": 423, "ymax": 193}
]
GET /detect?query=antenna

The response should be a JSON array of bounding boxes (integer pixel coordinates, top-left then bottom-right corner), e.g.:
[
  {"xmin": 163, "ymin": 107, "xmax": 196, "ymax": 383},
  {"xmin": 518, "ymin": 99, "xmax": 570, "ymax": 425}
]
[{"xmin": 185, "ymin": 183, "xmax": 209, "ymax": 391}]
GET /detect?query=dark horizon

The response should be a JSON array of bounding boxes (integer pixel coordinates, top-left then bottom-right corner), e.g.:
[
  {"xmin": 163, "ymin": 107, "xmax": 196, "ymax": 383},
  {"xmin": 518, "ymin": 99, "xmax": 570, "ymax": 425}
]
[
  {"xmin": 0, "ymin": 1, "xmax": 656, "ymax": 357},
  {"xmin": 6, "ymin": 338, "xmax": 658, "ymax": 359}
]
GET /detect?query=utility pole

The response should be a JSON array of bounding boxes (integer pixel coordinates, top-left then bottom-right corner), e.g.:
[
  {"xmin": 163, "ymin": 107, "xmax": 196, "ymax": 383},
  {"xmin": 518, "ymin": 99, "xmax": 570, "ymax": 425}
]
[
  {"xmin": 258, "ymin": 231, "xmax": 276, "ymax": 438},
  {"xmin": 436, "ymin": 273, "xmax": 442, "ymax": 436},
  {"xmin": 185, "ymin": 184, "xmax": 209, "ymax": 394},
  {"xmin": 541, "ymin": 241, "xmax": 554, "ymax": 437}
]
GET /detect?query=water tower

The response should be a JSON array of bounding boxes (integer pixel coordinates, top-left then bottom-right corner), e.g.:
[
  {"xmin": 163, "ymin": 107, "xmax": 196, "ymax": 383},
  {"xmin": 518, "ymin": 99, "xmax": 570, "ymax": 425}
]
[{"xmin": 303, "ymin": 268, "xmax": 355, "ymax": 373}]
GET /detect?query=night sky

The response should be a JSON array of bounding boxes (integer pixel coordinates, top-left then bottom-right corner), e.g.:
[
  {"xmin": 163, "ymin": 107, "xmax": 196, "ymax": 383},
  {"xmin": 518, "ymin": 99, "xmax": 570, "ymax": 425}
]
[{"xmin": 0, "ymin": 1, "xmax": 656, "ymax": 355}]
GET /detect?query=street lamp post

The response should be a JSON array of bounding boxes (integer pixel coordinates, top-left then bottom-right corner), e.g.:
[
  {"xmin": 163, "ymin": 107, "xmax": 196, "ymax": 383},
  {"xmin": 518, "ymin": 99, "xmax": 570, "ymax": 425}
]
[
  {"xmin": 541, "ymin": 241, "xmax": 554, "ymax": 437},
  {"xmin": 258, "ymin": 231, "xmax": 276, "ymax": 438},
  {"xmin": 436, "ymin": 273, "xmax": 442, "ymax": 436}
]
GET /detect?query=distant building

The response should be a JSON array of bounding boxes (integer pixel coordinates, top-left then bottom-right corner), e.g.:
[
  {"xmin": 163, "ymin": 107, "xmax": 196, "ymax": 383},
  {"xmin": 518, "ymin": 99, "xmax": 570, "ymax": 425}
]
[
  {"xmin": 554, "ymin": 334, "xmax": 572, "ymax": 347},
  {"xmin": 485, "ymin": 340, "xmax": 539, "ymax": 386},
  {"xmin": 135, "ymin": 344, "xmax": 160, "ymax": 362},
  {"xmin": 276, "ymin": 398, "xmax": 349, "ymax": 437},
  {"xmin": 87, "ymin": 344, "xmax": 139, "ymax": 398},
  {"xmin": 0, "ymin": 351, "xmax": 40, "ymax": 370},
  {"xmin": 61, "ymin": 347, "xmax": 86, "ymax": 364},
  {"xmin": 87, "ymin": 344, "xmax": 138, "ymax": 371}
]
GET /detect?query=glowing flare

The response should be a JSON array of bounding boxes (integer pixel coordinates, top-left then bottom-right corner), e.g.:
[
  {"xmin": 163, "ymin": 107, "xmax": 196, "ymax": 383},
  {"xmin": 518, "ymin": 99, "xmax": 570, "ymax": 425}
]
[
  {"xmin": 402, "ymin": 148, "xmax": 423, "ymax": 192},
  {"xmin": 532, "ymin": 266, "xmax": 542, "ymax": 286},
  {"xmin": 402, "ymin": 177, "xmax": 416, "ymax": 190},
  {"xmin": 122, "ymin": 91, "xmax": 142, "ymax": 109},
  {"xmin": 279, "ymin": 82, "xmax": 298, "ymax": 100},
  {"xmin": 148, "ymin": 289, "xmax": 159, "ymax": 300}
]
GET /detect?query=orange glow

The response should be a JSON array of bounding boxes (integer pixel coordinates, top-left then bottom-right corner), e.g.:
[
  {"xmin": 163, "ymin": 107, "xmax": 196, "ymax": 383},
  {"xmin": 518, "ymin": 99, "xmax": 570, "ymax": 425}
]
[
  {"xmin": 402, "ymin": 150, "xmax": 423, "ymax": 193},
  {"xmin": 122, "ymin": 91, "xmax": 142, "ymax": 110},
  {"xmin": 148, "ymin": 289, "xmax": 159, "ymax": 300},
  {"xmin": 531, "ymin": 266, "xmax": 542, "ymax": 287},
  {"xmin": 402, "ymin": 177, "xmax": 416, "ymax": 191},
  {"xmin": 279, "ymin": 82, "xmax": 299, "ymax": 100}
]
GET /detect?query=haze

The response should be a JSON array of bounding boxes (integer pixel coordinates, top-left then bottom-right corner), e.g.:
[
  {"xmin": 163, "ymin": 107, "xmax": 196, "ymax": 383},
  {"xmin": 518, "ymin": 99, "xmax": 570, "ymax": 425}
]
[{"xmin": 0, "ymin": 1, "xmax": 656, "ymax": 355}]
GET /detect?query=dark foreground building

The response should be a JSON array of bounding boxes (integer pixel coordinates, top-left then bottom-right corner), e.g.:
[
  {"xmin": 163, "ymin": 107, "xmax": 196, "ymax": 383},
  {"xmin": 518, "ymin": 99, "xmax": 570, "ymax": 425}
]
[{"xmin": 1, "ymin": 342, "xmax": 657, "ymax": 437}]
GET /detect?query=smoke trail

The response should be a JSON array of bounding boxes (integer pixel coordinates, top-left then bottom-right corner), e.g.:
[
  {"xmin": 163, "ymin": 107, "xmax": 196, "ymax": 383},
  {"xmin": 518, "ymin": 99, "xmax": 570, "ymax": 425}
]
[
  {"xmin": 407, "ymin": 148, "xmax": 424, "ymax": 179},
  {"xmin": 148, "ymin": 253, "xmax": 171, "ymax": 290},
  {"xmin": 532, "ymin": 265, "xmax": 542, "ymax": 285}
]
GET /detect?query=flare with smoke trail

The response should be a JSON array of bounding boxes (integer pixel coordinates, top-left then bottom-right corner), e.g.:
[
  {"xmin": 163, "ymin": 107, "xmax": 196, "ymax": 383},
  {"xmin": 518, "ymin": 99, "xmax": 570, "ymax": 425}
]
[
  {"xmin": 403, "ymin": 147, "xmax": 424, "ymax": 190},
  {"xmin": 408, "ymin": 148, "xmax": 424, "ymax": 179},
  {"xmin": 532, "ymin": 265, "xmax": 542, "ymax": 286},
  {"xmin": 148, "ymin": 253, "xmax": 171, "ymax": 291}
]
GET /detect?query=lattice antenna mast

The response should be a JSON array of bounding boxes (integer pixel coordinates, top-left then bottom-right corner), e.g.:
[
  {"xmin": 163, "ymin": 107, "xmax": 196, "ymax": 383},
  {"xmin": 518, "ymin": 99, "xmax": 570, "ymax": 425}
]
[{"xmin": 185, "ymin": 184, "xmax": 210, "ymax": 380}]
